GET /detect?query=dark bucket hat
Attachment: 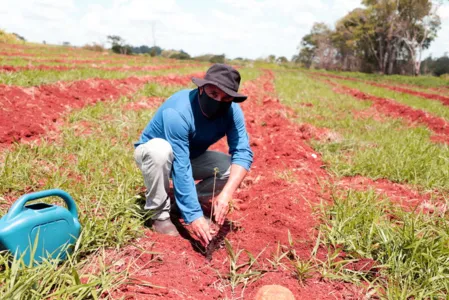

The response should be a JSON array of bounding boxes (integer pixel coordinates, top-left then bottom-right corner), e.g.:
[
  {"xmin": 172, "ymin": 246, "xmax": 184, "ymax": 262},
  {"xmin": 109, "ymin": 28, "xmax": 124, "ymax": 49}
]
[{"xmin": 192, "ymin": 63, "xmax": 248, "ymax": 103}]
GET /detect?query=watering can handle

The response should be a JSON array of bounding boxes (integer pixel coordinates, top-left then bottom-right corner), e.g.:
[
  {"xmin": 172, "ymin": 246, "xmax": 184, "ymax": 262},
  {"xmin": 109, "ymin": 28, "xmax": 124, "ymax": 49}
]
[{"xmin": 6, "ymin": 189, "xmax": 79, "ymax": 221}]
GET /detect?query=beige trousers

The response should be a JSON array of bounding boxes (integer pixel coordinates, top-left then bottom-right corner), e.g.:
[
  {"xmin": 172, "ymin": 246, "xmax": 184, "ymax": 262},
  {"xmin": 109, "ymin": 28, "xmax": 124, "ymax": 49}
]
[{"xmin": 134, "ymin": 138, "xmax": 231, "ymax": 220}]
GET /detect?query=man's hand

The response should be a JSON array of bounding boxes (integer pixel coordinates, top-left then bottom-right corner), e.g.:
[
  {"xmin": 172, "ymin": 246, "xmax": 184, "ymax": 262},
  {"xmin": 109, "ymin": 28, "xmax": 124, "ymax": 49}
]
[
  {"xmin": 213, "ymin": 191, "xmax": 232, "ymax": 226},
  {"xmin": 212, "ymin": 164, "xmax": 248, "ymax": 226},
  {"xmin": 190, "ymin": 216, "xmax": 213, "ymax": 246}
]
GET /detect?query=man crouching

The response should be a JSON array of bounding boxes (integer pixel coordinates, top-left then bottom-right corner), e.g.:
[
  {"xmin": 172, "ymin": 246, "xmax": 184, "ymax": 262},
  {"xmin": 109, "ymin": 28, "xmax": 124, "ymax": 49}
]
[{"xmin": 134, "ymin": 64, "xmax": 253, "ymax": 246}]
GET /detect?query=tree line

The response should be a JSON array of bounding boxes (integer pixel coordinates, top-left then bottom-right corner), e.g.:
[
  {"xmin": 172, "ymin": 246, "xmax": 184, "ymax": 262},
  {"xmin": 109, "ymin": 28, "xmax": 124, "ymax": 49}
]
[
  {"xmin": 106, "ymin": 35, "xmax": 226, "ymax": 63},
  {"xmin": 295, "ymin": 0, "xmax": 447, "ymax": 76}
]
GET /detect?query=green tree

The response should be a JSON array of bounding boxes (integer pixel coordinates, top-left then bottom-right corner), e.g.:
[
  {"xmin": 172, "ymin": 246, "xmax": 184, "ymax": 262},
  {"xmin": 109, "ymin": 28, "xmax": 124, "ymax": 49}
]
[
  {"xmin": 297, "ymin": 22, "xmax": 333, "ymax": 68},
  {"xmin": 398, "ymin": 0, "xmax": 441, "ymax": 75},
  {"xmin": 333, "ymin": 8, "xmax": 376, "ymax": 72},
  {"xmin": 12, "ymin": 33, "xmax": 26, "ymax": 41},
  {"xmin": 276, "ymin": 56, "xmax": 288, "ymax": 63},
  {"xmin": 210, "ymin": 54, "xmax": 225, "ymax": 63},
  {"xmin": 297, "ymin": 0, "xmax": 442, "ymax": 74},
  {"xmin": 107, "ymin": 35, "xmax": 132, "ymax": 55}
]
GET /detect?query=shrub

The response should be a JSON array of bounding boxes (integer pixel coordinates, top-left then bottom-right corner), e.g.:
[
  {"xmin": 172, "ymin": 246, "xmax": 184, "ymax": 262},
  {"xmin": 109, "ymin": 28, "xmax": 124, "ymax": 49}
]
[
  {"xmin": 82, "ymin": 43, "xmax": 106, "ymax": 52},
  {"xmin": 210, "ymin": 54, "xmax": 225, "ymax": 63},
  {"xmin": 0, "ymin": 29, "xmax": 23, "ymax": 44}
]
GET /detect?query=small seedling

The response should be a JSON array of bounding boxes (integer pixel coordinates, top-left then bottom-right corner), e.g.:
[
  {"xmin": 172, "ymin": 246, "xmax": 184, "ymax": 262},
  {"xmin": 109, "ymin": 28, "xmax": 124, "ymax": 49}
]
[
  {"xmin": 224, "ymin": 239, "xmax": 267, "ymax": 293},
  {"xmin": 291, "ymin": 258, "xmax": 313, "ymax": 285},
  {"xmin": 210, "ymin": 167, "xmax": 220, "ymax": 224},
  {"xmin": 267, "ymin": 241, "xmax": 289, "ymax": 270}
]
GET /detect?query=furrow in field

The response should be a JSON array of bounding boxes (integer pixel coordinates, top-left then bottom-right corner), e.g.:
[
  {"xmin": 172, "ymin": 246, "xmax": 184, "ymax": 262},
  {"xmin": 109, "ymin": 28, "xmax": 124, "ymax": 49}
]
[
  {"xmin": 0, "ymin": 72, "xmax": 203, "ymax": 146},
  {"xmin": 0, "ymin": 56, "xmax": 138, "ymax": 65},
  {"xmin": 0, "ymin": 44, "xmax": 106, "ymax": 57},
  {"xmin": 0, "ymin": 63, "xmax": 198, "ymax": 73},
  {"xmin": 0, "ymin": 53, "xmax": 176, "ymax": 65},
  {"xmin": 316, "ymin": 77, "xmax": 449, "ymax": 144},
  {"xmin": 315, "ymin": 72, "xmax": 449, "ymax": 104}
]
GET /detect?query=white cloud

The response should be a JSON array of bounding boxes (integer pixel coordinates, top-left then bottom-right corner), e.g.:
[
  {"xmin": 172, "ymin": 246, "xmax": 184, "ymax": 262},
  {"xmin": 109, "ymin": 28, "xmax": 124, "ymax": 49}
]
[
  {"xmin": 439, "ymin": 5, "xmax": 449, "ymax": 20},
  {"xmin": 1, "ymin": 0, "xmax": 448, "ymax": 59},
  {"xmin": 293, "ymin": 12, "xmax": 317, "ymax": 27}
]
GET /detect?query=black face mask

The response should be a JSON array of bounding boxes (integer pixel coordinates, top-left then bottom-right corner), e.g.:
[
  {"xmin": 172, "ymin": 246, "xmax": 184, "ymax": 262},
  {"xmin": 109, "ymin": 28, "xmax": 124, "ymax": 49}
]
[{"xmin": 198, "ymin": 89, "xmax": 232, "ymax": 120}]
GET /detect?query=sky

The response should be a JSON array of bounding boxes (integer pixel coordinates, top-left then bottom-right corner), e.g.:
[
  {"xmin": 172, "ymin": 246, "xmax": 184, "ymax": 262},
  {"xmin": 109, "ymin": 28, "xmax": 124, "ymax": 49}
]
[{"xmin": 1, "ymin": 0, "xmax": 448, "ymax": 60}]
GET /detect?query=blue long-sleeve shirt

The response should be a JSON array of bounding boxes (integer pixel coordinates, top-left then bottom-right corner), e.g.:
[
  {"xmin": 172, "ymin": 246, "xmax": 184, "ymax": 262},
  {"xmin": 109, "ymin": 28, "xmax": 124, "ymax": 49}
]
[{"xmin": 134, "ymin": 89, "xmax": 253, "ymax": 223}]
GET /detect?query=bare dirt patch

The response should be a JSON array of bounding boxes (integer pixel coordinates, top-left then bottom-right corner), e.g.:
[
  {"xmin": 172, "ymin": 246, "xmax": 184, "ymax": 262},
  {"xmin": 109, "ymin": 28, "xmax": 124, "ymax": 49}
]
[{"xmin": 0, "ymin": 73, "xmax": 203, "ymax": 147}]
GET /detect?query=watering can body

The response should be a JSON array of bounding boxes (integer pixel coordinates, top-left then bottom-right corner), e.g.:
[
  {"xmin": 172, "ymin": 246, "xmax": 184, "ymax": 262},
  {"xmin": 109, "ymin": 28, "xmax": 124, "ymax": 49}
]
[{"xmin": 0, "ymin": 189, "xmax": 81, "ymax": 265}]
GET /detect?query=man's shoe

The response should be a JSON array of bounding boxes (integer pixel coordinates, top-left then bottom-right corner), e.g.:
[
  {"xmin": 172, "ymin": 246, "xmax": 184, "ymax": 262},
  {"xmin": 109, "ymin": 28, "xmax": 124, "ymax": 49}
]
[{"xmin": 152, "ymin": 218, "xmax": 179, "ymax": 236}]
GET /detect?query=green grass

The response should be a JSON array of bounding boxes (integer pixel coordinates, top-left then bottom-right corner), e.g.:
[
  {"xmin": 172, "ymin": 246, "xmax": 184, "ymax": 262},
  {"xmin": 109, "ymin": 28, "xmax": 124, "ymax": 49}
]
[
  {"xmin": 275, "ymin": 70, "xmax": 449, "ymax": 191},
  {"xmin": 316, "ymin": 69, "xmax": 449, "ymax": 89},
  {"xmin": 238, "ymin": 68, "xmax": 260, "ymax": 83},
  {"xmin": 0, "ymin": 82, "xmax": 184, "ymax": 298},
  {"xmin": 336, "ymin": 78, "xmax": 449, "ymax": 122},
  {"xmin": 0, "ymin": 66, "xmax": 205, "ymax": 86},
  {"xmin": 317, "ymin": 188, "xmax": 449, "ymax": 299},
  {"xmin": 0, "ymin": 57, "xmax": 191, "ymax": 68}
]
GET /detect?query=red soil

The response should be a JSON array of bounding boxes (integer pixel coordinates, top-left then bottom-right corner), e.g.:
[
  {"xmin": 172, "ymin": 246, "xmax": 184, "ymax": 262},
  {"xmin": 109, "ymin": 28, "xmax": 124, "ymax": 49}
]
[
  {"xmin": 315, "ymin": 72, "xmax": 449, "ymax": 105},
  {"xmin": 0, "ymin": 64, "xmax": 195, "ymax": 73},
  {"xmin": 320, "ymin": 78, "xmax": 449, "ymax": 145},
  {"xmin": 124, "ymin": 97, "xmax": 165, "ymax": 111},
  {"xmin": 0, "ymin": 53, "xmax": 184, "ymax": 66},
  {"xmin": 0, "ymin": 65, "xmax": 73, "ymax": 72},
  {"xmin": 0, "ymin": 73, "xmax": 203, "ymax": 146},
  {"xmin": 0, "ymin": 51, "xmax": 35, "ymax": 57},
  {"xmin": 336, "ymin": 176, "xmax": 435, "ymax": 209}
]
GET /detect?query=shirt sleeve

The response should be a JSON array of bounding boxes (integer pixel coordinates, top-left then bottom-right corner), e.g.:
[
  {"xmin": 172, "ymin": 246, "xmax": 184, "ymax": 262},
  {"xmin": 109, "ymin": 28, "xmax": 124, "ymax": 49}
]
[
  {"xmin": 226, "ymin": 105, "xmax": 254, "ymax": 170},
  {"xmin": 162, "ymin": 108, "xmax": 203, "ymax": 224}
]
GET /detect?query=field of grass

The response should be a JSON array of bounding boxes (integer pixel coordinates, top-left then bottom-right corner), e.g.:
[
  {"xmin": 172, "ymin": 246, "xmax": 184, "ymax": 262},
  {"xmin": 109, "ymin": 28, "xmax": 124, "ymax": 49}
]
[
  {"xmin": 1, "ymin": 43, "xmax": 449, "ymax": 299},
  {"xmin": 335, "ymin": 78, "xmax": 449, "ymax": 121},
  {"xmin": 316, "ymin": 69, "xmax": 449, "ymax": 89},
  {"xmin": 274, "ymin": 69, "xmax": 449, "ymax": 297},
  {"xmin": 276, "ymin": 70, "xmax": 449, "ymax": 191},
  {"xmin": 0, "ymin": 66, "xmax": 206, "ymax": 86}
]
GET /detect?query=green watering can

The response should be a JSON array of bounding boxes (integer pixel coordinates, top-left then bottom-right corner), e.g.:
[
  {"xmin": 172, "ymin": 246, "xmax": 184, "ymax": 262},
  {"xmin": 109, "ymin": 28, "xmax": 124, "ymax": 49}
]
[{"xmin": 0, "ymin": 189, "xmax": 81, "ymax": 265}]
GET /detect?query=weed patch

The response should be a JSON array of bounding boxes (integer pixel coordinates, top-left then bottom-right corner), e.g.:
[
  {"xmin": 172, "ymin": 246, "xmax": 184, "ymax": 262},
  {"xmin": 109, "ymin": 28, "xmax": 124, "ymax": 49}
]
[{"xmin": 317, "ymin": 189, "xmax": 449, "ymax": 298}]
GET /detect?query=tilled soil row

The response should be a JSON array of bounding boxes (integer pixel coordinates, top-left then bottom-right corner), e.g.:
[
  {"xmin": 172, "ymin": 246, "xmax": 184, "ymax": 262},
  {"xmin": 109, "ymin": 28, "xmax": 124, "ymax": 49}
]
[
  {"xmin": 317, "ymin": 77, "xmax": 449, "ymax": 145},
  {"xmin": 0, "ymin": 52, "xmax": 182, "ymax": 66},
  {"xmin": 0, "ymin": 47, "xmax": 107, "ymax": 59},
  {"xmin": 0, "ymin": 72, "xmax": 203, "ymax": 146},
  {"xmin": 0, "ymin": 55, "xmax": 148, "ymax": 65},
  {"xmin": 314, "ymin": 72, "xmax": 449, "ymax": 104},
  {"xmin": 0, "ymin": 63, "xmax": 202, "ymax": 73},
  {"xmin": 0, "ymin": 46, "xmax": 170, "ymax": 62}
]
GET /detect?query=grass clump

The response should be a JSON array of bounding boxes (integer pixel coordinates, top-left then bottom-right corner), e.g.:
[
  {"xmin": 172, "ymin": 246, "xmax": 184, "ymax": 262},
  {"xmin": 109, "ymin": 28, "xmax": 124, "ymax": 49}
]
[
  {"xmin": 223, "ymin": 239, "xmax": 267, "ymax": 296},
  {"xmin": 317, "ymin": 189, "xmax": 449, "ymax": 299}
]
